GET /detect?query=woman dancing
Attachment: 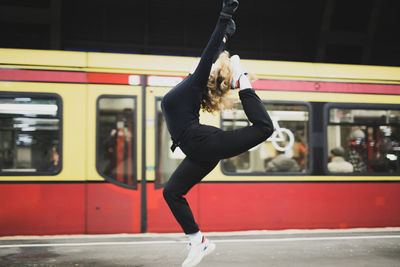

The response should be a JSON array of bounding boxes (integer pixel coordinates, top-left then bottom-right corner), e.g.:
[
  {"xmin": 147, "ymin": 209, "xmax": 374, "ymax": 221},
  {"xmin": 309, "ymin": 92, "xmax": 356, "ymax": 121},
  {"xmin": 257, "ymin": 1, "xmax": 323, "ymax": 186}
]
[{"xmin": 161, "ymin": 1, "xmax": 274, "ymax": 266}]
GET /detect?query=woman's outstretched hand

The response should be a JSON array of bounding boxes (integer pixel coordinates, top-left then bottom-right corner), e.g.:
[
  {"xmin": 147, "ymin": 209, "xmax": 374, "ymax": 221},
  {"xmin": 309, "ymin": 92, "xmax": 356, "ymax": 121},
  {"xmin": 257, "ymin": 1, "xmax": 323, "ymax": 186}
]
[{"xmin": 221, "ymin": 0, "xmax": 239, "ymax": 19}]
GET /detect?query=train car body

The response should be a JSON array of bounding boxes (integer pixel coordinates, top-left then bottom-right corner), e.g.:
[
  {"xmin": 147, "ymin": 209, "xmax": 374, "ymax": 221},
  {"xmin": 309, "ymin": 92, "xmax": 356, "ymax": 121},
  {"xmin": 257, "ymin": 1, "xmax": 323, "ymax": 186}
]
[{"xmin": 0, "ymin": 48, "xmax": 399, "ymax": 236}]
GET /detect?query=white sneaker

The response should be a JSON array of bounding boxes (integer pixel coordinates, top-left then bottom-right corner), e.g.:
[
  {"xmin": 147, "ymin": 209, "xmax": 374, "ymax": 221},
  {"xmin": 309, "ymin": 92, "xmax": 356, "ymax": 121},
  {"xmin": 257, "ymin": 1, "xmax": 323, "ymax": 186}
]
[
  {"xmin": 230, "ymin": 55, "xmax": 248, "ymax": 89},
  {"xmin": 182, "ymin": 236, "xmax": 216, "ymax": 267}
]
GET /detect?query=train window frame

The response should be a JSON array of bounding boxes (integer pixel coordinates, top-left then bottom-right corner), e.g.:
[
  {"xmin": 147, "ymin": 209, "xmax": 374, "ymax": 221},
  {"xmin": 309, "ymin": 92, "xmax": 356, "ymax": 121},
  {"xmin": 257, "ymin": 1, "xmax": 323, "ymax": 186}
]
[
  {"xmin": 96, "ymin": 94, "xmax": 138, "ymax": 190},
  {"xmin": 154, "ymin": 97, "xmax": 164, "ymax": 188},
  {"xmin": 323, "ymin": 102, "xmax": 400, "ymax": 176},
  {"xmin": 220, "ymin": 100, "xmax": 313, "ymax": 177},
  {"xmin": 0, "ymin": 91, "xmax": 63, "ymax": 177}
]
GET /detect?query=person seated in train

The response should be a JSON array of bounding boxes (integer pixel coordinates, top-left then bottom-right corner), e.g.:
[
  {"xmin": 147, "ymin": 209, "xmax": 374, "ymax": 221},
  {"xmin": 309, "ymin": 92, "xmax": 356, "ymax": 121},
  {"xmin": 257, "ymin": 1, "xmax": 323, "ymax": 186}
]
[
  {"xmin": 370, "ymin": 134, "xmax": 394, "ymax": 173},
  {"xmin": 346, "ymin": 129, "xmax": 367, "ymax": 172},
  {"xmin": 39, "ymin": 145, "xmax": 60, "ymax": 172},
  {"xmin": 328, "ymin": 146, "xmax": 353, "ymax": 173},
  {"xmin": 265, "ymin": 150, "xmax": 300, "ymax": 172},
  {"xmin": 222, "ymin": 157, "xmax": 237, "ymax": 172},
  {"xmin": 292, "ymin": 135, "xmax": 307, "ymax": 170}
]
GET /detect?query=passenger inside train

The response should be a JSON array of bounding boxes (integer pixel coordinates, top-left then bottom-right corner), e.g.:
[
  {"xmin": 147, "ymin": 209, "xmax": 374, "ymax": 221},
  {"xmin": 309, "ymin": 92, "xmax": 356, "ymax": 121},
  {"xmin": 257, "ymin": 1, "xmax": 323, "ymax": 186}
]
[{"xmin": 328, "ymin": 146, "xmax": 353, "ymax": 173}]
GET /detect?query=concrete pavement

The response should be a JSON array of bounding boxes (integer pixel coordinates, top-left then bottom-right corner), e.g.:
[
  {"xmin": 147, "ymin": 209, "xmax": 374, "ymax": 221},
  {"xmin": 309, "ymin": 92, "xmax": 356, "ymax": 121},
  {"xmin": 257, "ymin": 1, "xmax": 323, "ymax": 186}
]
[{"xmin": 1, "ymin": 228, "xmax": 399, "ymax": 266}]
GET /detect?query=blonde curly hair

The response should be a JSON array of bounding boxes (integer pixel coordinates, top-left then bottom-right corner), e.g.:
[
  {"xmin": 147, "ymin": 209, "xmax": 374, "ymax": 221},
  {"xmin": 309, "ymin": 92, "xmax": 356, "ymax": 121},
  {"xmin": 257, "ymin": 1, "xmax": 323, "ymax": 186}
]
[{"xmin": 201, "ymin": 51, "xmax": 233, "ymax": 113}]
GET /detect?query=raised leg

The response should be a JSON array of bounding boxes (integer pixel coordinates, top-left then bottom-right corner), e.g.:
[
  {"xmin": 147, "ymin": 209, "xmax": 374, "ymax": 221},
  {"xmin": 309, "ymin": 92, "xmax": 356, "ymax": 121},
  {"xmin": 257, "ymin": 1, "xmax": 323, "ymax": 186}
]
[{"xmin": 183, "ymin": 88, "xmax": 273, "ymax": 161}]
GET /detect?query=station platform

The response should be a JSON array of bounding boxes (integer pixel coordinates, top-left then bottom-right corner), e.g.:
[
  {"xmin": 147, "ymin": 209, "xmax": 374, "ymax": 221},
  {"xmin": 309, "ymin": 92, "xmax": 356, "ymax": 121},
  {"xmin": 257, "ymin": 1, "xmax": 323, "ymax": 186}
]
[{"xmin": 1, "ymin": 228, "xmax": 399, "ymax": 266}]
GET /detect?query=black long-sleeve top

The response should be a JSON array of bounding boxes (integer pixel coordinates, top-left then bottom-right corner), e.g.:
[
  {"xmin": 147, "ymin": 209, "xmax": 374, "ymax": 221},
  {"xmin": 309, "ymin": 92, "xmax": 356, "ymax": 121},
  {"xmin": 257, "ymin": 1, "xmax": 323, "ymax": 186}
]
[{"xmin": 161, "ymin": 16, "xmax": 229, "ymax": 141}]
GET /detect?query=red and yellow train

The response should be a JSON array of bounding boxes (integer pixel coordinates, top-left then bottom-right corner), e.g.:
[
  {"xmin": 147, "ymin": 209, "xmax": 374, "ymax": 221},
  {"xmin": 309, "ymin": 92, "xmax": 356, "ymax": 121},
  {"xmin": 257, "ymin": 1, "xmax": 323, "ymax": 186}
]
[{"xmin": 0, "ymin": 48, "xmax": 399, "ymax": 236}]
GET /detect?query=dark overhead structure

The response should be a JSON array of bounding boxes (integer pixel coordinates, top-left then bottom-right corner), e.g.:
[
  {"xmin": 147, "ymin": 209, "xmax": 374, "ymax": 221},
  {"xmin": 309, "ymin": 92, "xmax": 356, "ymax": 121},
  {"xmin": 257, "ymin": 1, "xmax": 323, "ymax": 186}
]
[{"xmin": 0, "ymin": 0, "xmax": 399, "ymax": 66}]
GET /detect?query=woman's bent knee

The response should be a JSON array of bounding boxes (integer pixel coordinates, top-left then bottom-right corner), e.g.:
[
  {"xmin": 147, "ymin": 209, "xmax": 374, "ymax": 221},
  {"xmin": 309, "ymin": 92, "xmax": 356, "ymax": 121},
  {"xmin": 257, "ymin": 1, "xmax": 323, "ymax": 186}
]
[
  {"xmin": 163, "ymin": 186, "xmax": 181, "ymax": 202},
  {"xmin": 163, "ymin": 187, "xmax": 172, "ymax": 201}
]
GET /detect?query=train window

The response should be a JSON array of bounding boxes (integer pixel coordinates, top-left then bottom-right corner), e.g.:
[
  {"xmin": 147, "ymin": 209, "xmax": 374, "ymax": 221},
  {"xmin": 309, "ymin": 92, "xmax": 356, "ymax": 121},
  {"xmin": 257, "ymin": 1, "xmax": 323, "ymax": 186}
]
[
  {"xmin": 0, "ymin": 94, "xmax": 61, "ymax": 175},
  {"xmin": 221, "ymin": 102, "xmax": 309, "ymax": 174},
  {"xmin": 97, "ymin": 96, "xmax": 137, "ymax": 188},
  {"xmin": 155, "ymin": 99, "xmax": 184, "ymax": 185},
  {"xmin": 327, "ymin": 107, "xmax": 400, "ymax": 174}
]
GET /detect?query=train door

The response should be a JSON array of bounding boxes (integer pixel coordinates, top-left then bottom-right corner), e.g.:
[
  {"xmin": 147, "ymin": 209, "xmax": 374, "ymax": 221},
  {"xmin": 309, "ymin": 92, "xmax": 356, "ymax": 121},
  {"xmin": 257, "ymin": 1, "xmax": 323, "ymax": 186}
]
[{"xmin": 86, "ymin": 82, "xmax": 143, "ymax": 234}]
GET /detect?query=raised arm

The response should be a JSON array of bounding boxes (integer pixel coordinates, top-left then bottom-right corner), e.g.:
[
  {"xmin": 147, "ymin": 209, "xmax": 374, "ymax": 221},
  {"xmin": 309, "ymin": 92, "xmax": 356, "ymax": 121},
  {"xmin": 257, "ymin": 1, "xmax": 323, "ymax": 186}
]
[
  {"xmin": 212, "ymin": 36, "xmax": 228, "ymax": 64},
  {"xmin": 191, "ymin": 0, "xmax": 239, "ymax": 87}
]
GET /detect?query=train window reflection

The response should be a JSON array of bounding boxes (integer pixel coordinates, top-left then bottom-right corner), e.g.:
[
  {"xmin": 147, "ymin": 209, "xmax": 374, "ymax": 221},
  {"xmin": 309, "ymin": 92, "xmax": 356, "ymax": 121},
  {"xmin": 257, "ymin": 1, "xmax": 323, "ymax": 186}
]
[
  {"xmin": 0, "ymin": 95, "xmax": 61, "ymax": 175},
  {"xmin": 97, "ymin": 96, "xmax": 137, "ymax": 187},
  {"xmin": 221, "ymin": 102, "xmax": 309, "ymax": 174},
  {"xmin": 327, "ymin": 107, "xmax": 400, "ymax": 174},
  {"xmin": 330, "ymin": 108, "xmax": 400, "ymax": 124},
  {"xmin": 155, "ymin": 100, "xmax": 183, "ymax": 185}
]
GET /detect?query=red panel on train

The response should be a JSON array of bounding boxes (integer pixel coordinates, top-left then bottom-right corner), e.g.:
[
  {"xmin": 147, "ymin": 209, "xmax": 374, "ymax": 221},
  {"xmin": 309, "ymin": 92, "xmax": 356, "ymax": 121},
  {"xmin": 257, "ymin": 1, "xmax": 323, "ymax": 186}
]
[
  {"xmin": 0, "ymin": 184, "xmax": 85, "ymax": 236},
  {"xmin": 86, "ymin": 183, "xmax": 141, "ymax": 234}
]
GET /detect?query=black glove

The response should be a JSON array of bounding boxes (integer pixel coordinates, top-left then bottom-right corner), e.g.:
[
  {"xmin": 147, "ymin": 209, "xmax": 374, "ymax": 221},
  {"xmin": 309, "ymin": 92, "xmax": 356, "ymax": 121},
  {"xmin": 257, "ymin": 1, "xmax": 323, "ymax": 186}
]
[
  {"xmin": 225, "ymin": 19, "xmax": 236, "ymax": 40},
  {"xmin": 220, "ymin": 0, "xmax": 239, "ymax": 19}
]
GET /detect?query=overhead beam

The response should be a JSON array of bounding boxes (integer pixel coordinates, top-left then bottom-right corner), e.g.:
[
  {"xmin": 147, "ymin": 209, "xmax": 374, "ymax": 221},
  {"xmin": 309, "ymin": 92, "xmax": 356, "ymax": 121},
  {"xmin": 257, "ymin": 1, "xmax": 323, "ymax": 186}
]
[
  {"xmin": 50, "ymin": 0, "xmax": 62, "ymax": 50},
  {"xmin": 362, "ymin": 0, "xmax": 383, "ymax": 64},
  {"xmin": 316, "ymin": 0, "xmax": 336, "ymax": 62},
  {"xmin": 0, "ymin": 5, "xmax": 50, "ymax": 24}
]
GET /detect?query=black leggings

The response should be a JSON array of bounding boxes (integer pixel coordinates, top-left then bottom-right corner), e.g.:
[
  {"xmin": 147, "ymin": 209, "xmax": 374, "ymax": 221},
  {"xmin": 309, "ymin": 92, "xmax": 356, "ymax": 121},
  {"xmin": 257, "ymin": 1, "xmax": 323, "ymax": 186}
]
[{"xmin": 163, "ymin": 89, "xmax": 273, "ymax": 234}]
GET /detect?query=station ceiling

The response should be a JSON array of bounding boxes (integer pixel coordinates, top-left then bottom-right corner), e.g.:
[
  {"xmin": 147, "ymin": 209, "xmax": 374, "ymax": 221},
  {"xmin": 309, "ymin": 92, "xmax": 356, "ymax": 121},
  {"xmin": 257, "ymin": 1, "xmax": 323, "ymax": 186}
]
[{"xmin": 0, "ymin": 0, "xmax": 399, "ymax": 67}]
